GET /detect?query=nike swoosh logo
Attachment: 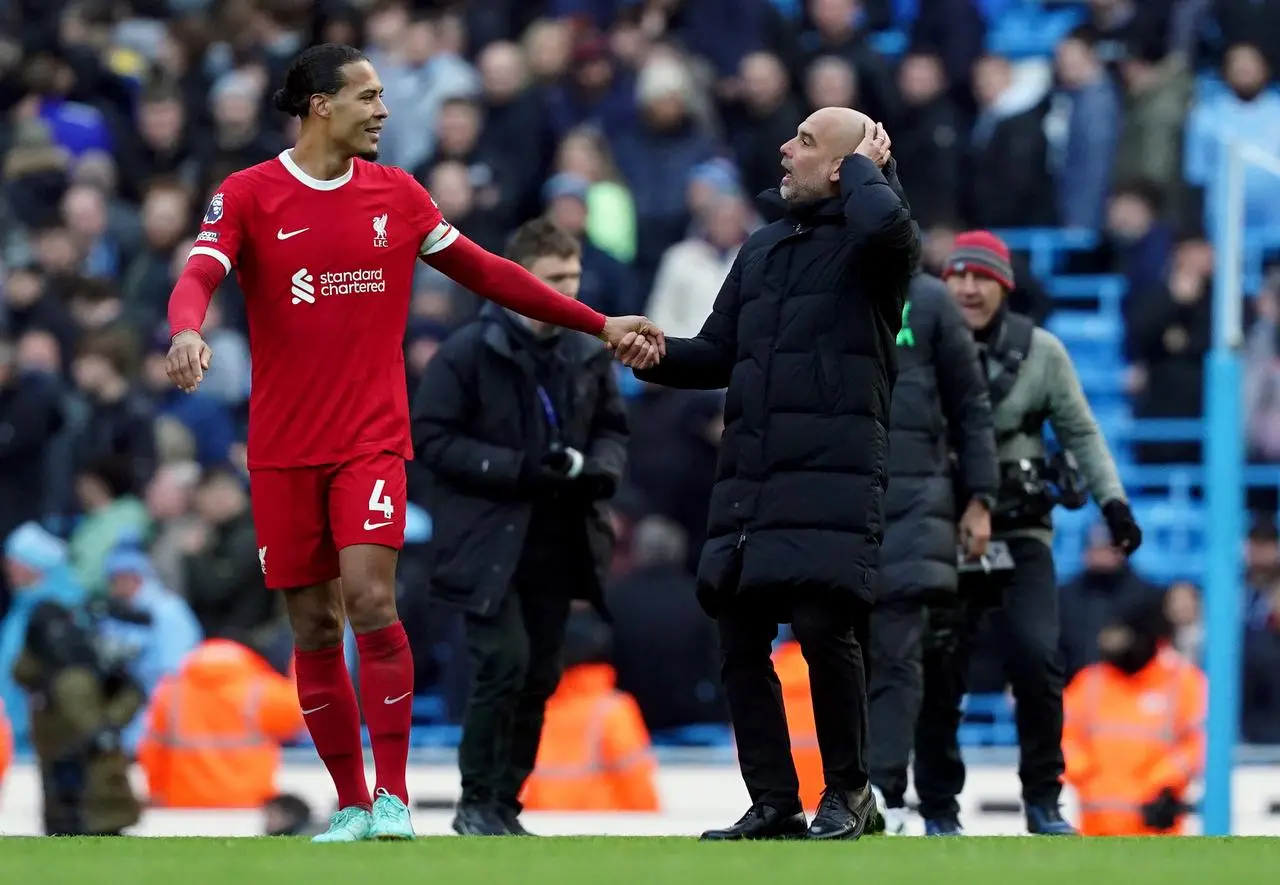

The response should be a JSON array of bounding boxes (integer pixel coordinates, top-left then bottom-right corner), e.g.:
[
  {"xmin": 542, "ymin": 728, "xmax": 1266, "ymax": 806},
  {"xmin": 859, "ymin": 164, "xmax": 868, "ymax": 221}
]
[
  {"xmin": 384, "ymin": 692, "xmax": 411, "ymax": 705},
  {"xmin": 277, "ymin": 227, "xmax": 309, "ymax": 240},
  {"xmin": 301, "ymin": 703, "xmax": 330, "ymax": 715},
  {"xmin": 364, "ymin": 519, "xmax": 393, "ymax": 530}
]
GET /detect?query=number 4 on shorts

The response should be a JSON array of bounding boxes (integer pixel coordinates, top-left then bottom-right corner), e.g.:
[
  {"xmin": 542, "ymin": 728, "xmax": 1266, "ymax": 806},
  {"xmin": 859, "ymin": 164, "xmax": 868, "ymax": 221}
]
[{"xmin": 368, "ymin": 478, "xmax": 394, "ymax": 519}]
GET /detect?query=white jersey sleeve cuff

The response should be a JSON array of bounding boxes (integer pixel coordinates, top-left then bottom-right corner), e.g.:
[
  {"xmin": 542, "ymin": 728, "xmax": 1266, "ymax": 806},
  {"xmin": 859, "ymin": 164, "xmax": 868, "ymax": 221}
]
[
  {"xmin": 188, "ymin": 246, "xmax": 231, "ymax": 275},
  {"xmin": 419, "ymin": 221, "xmax": 460, "ymax": 256}
]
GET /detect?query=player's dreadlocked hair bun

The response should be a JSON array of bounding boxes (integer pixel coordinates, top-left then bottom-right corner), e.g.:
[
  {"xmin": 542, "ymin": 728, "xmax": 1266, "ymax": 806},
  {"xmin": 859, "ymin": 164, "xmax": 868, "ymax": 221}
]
[{"xmin": 272, "ymin": 43, "xmax": 367, "ymax": 118}]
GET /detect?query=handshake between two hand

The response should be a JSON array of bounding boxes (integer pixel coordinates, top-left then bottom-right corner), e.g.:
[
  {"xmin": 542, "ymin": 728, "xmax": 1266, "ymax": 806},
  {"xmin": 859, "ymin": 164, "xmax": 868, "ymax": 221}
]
[{"xmin": 599, "ymin": 316, "xmax": 666, "ymax": 370}]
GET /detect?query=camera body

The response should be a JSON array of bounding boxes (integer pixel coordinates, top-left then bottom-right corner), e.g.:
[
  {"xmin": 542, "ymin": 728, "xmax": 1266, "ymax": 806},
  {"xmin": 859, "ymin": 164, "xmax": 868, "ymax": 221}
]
[
  {"xmin": 26, "ymin": 599, "xmax": 149, "ymax": 688},
  {"xmin": 994, "ymin": 449, "xmax": 1088, "ymax": 527}
]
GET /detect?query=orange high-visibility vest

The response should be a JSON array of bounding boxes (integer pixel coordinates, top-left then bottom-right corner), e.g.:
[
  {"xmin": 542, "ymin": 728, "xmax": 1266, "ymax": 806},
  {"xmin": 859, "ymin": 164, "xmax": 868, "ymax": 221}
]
[
  {"xmin": 521, "ymin": 663, "xmax": 660, "ymax": 812},
  {"xmin": 138, "ymin": 639, "xmax": 304, "ymax": 808},
  {"xmin": 1063, "ymin": 647, "xmax": 1207, "ymax": 836},
  {"xmin": 773, "ymin": 642, "xmax": 823, "ymax": 810}
]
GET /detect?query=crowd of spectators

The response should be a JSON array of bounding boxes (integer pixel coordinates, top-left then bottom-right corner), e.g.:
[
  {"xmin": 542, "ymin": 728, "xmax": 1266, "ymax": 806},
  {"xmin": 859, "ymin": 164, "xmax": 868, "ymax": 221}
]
[{"xmin": 2, "ymin": 0, "xmax": 1280, "ymax": 748}]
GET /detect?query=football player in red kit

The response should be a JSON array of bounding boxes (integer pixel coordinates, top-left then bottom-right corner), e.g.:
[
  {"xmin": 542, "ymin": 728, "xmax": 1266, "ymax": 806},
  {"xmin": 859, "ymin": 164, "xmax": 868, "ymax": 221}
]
[{"xmin": 165, "ymin": 43, "xmax": 662, "ymax": 842}]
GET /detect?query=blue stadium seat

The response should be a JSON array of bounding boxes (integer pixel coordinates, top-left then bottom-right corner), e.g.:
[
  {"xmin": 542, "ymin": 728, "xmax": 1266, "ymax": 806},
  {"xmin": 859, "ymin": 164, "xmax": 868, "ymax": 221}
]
[
  {"xmin": 1092, "ymin": 401, "xmax": 1135, "ymax": 462},
  {"xmin": 1046, "ymin": 310, "xmax": 1122, "ymax": 356},
  {"xmin": 1074, "ymin": 364, "xmax": 1126, "ymax": 398},
  {"xmin": 408, "ymin": 725, "xmax": 462, "ymax": 748},
  {"xmin": 411, "ymin": 694, "xmax": 446, "ymax": 723},
  {"xmin": 1090, "ymin": 396, "xmax": 1132, "ymax": 426},
  {"xmin": 991, "ymin": 228, "xmax": 1097, "ymax": 279},
  {"xmin": 1047, "ymin": 273, "xmax": 1127, "ymax": 314},
  {"xmin": 1128, "ymin": 496, "xmax": 1205, "ymax": 582},
  {"xmin": 959, "ymin": 693, "xmax": 1018, "ymax": 747},
  {"xmin": 651, "ymin": 723, "xmax": 734, "ymax": 747},
  {"xmin": 1052, "ymin": 502, "xmax": 1098, "ymax": 582},
  {"xmin": 1118, "ymin": 417, "xmax": 1202, "ymax": 445}
]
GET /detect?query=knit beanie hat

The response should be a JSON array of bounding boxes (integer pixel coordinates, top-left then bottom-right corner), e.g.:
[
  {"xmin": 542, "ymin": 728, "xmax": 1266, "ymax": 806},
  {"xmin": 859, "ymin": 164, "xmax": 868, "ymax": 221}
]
[{"xmin": 941, "ymin": 230, "xmax": 1015, "ymax": 290}]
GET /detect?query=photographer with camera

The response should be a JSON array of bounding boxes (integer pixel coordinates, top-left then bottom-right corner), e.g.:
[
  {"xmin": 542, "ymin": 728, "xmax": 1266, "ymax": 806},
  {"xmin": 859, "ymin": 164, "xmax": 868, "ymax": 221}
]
[
  {"xmin": 913, "ymin": 232, "xmax": 1142, "ymax": 836},
  {"xmin": 412, "ymin": 219, "xmax": 629, "ymax": 837},
  {"xmin": 5, "ymin": 525, "xmax": 148, "ymax": 835}
]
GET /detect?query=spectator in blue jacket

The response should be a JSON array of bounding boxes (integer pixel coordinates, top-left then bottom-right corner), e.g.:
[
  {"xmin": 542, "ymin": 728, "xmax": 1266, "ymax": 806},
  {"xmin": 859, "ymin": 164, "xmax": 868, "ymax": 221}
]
[
  {"xmin": 99, "ymin": 543, "xmax": 202, "ymax": 750},
  {"xmin": 1184, "ymin": 43, "xmax": 1280, "ymax": 231}
]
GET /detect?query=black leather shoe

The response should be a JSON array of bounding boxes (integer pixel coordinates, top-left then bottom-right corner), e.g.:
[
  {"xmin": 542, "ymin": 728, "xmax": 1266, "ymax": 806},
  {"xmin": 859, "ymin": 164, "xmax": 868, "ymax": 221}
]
[
  {"xmin": 700, "ymin": 803, "xmax": 808, "ymax": 841},
  {"xmin": 807, "ymin": 785, "xmax": 877, "ymax": 840},
  {"xmin": 498, "ymin": 806, "xmax": 535, "ymax": 836},
  {"xmin": 451, "ymin": 803, "xmax": 508, "ymax": 836}
]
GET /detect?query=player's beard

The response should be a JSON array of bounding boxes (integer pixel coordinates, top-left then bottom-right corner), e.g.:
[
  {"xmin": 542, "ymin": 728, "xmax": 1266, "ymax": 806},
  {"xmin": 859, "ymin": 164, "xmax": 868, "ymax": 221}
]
[{"xmin": 353, "ymin": 128, "xmax": 380, "ymax": 162}]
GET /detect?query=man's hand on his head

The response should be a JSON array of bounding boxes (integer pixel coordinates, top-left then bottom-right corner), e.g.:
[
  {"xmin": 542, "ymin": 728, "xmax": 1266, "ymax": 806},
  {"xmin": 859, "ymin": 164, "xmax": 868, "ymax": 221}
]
[{"xmin": 853, "ymin": 121, "xmax": 892, "ymax": 168}]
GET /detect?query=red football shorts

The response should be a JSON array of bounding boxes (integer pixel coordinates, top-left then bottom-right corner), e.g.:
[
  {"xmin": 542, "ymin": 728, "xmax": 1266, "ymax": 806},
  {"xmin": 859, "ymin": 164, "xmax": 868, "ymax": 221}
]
[{"xmin": 250, "ymin": 449, "xmax": 407, "ymax": 589}]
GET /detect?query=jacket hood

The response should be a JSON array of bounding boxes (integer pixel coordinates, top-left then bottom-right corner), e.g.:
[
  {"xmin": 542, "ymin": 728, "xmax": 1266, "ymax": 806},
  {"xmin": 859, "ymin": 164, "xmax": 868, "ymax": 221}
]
[{"xmin": 176, "ymin": 639, "xmax": 274, "ymax": 689}]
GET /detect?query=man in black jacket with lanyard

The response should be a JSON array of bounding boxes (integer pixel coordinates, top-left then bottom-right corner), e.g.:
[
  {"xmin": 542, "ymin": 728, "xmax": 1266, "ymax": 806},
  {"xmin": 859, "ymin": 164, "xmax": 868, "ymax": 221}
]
[
  {"xmin": 636, "ymin": 107, "xmax": 918, "ymax": 841},
  {"xmin": 412, "ymin": 219, "xmax": 629, "ymax": 838},
  {"xmin": 869, "ymin": 272, "xmax": 998, "ymax": 833}
]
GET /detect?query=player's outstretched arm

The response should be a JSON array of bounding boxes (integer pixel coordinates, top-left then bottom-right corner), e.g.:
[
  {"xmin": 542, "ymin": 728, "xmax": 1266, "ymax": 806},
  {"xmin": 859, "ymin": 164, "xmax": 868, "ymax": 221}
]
[
  {"xmin": 421, "ymin": 232, "xmax": 665, "ymax": 369},
  {"xmin": 166, "ymin": 254, "xmax": 223, "ymax": 392}
]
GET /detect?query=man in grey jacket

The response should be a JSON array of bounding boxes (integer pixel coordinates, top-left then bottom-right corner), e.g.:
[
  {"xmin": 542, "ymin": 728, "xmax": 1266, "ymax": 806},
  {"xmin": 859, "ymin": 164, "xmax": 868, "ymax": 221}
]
[
  {"xmin": 913, "ymin": 230, "xmax": 1143, "ymax": 837},
  {"xmin": 869, "ymin": 272, "xmax": 998, "ymax": 834}
]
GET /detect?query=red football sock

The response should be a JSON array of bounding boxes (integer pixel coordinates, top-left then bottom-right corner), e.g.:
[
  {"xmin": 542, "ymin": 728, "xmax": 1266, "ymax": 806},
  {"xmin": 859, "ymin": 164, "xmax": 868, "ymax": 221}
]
[
  {"xmin": 294, "ymin": 644, "xmax": 371, "ymax": 811},
  {"xmin": 356, "ymin": 622, "xmax": 415, "ymax": 804}
]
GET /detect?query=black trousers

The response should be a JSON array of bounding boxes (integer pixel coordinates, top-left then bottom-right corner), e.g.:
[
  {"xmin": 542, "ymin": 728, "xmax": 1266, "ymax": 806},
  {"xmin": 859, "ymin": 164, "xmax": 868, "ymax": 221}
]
[
  {"xmin": 718, "ymin": 593, "xmax": 871, "ymax": 811},
  {"xmin": 457, "ymin": 575, "xmax": 571, "ymax": 811},
  {"xmin": 913, "ymin": 536, "xmax": 1065, "ymax": 819},
  {"xmin": 867, "ymin": 598, "xmax": 927, "ymax": 808}
]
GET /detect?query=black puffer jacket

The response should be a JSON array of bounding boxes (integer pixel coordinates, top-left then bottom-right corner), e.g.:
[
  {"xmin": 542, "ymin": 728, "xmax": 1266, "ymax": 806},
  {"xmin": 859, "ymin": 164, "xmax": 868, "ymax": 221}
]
[
  {"xmin": 637, "ymin": 154, "xmax": 918, "ymax": 614},
  {"xmin": 879, "ymin": 274, "xmax": 998, "ymax": 601}
]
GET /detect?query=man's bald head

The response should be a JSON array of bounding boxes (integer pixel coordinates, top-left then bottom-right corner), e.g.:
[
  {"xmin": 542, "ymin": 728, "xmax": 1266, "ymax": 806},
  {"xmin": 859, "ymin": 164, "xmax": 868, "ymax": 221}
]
[
  {"xmin": 778, "ymin": 106, "xmax": 873, "ymax": 202},
  {"xmin": 808, "ymin": 106, "xmax": 871, "ymax": 156}
]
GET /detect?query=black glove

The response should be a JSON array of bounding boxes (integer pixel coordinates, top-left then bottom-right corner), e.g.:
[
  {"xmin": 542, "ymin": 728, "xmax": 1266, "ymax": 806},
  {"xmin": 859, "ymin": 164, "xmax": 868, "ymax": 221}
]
[
  {"xmin": 1102, "ymin": 499, "xmax": 1142, "ymax": 554},
  {"xmin": 1139, "ymin": 787, "xmax": 1184, "ymax": 831}
]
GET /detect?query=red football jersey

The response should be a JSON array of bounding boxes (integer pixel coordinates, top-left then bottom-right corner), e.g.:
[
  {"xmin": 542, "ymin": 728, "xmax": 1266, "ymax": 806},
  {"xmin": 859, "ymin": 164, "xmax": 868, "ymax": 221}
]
[{"xmin": 190, "ymin": 151, "xmax": 458, "ymax": 469}]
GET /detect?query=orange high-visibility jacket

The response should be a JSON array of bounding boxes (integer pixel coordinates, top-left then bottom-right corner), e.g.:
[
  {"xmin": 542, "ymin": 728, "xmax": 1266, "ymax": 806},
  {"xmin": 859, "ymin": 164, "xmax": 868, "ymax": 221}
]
[
  {"xmin": 773, "ymin": 641, "xmax": 823, "ymax": 811},
  {"xmin": 521, "ymin": 663, "xmax": 660, "ymax": 812},
  {"xmin": 138, "ymin": 639, "xmax": 304, "ymax": 808},
  {"xmin": 1063, "ymin": 647, "xmax": 1207, "ymax": 836}
]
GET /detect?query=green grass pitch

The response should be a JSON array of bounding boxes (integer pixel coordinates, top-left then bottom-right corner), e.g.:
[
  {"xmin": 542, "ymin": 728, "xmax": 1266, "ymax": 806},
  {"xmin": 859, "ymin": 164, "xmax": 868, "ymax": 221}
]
[{"xmin": 2, "ymin": 836, "xmax": 1279, "ymax": 885}]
